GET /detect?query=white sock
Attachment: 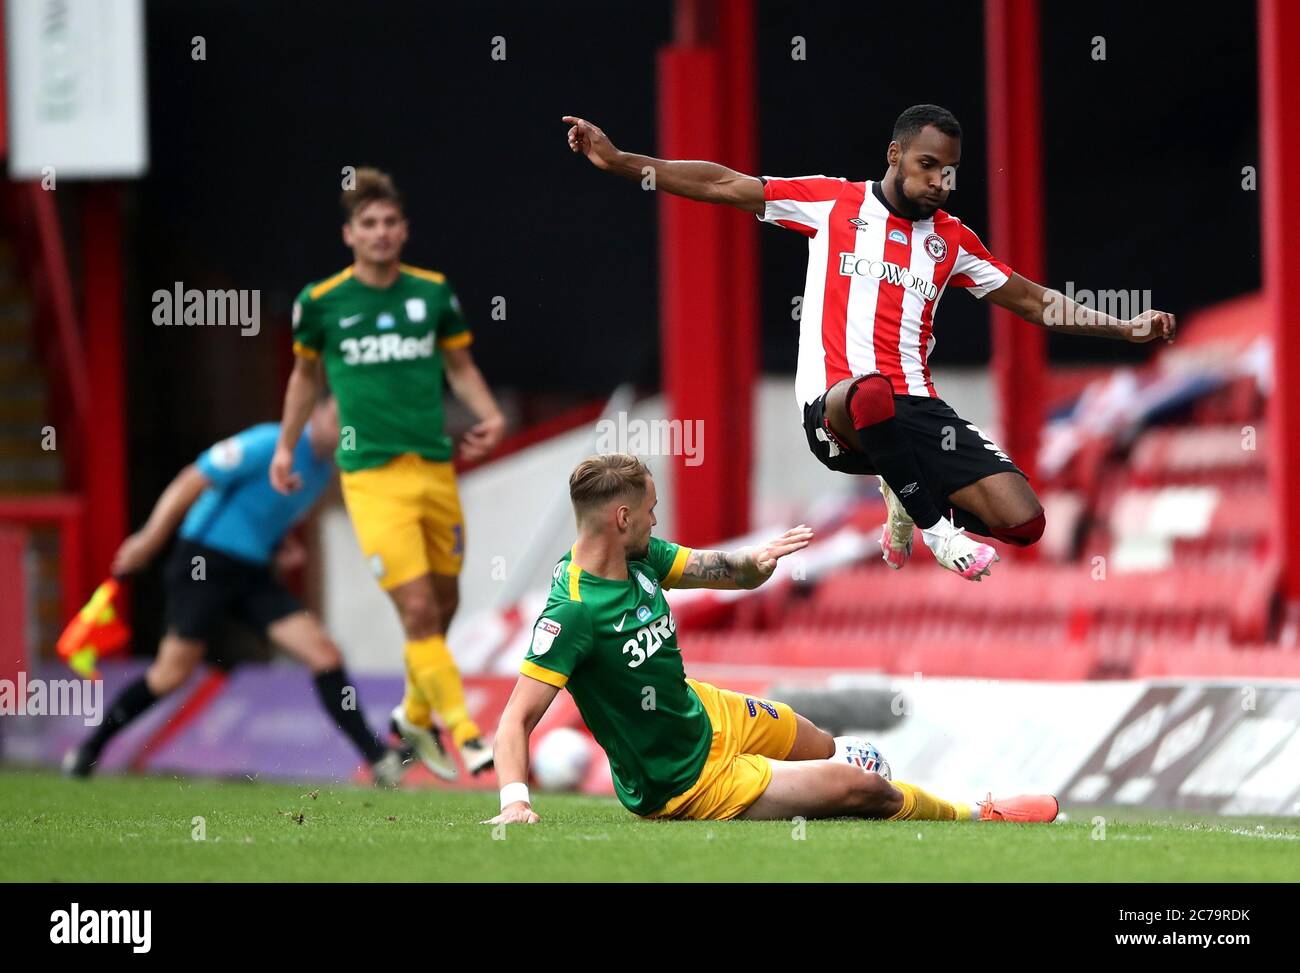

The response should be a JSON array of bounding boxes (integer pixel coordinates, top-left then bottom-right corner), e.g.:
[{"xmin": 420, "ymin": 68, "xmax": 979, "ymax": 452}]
[{"xmin": 920, "ymin": 517, "xmax": 952, "ymax": 551}]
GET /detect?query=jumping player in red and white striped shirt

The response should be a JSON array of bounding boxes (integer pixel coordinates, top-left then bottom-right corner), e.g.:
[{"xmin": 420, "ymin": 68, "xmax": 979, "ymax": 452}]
[{"xmin": 563, "ymin": 106, "xmax": 1176, "ymax": 581}]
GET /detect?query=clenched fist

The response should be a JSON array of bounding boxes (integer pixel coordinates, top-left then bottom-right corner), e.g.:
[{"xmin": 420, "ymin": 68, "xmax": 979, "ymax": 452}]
[{"xmin": 1127, "ymin": 309, "xmax": 1177, "ymax": 344}]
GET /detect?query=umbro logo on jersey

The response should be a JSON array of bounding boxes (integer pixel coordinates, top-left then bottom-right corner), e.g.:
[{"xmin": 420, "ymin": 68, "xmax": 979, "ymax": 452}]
[
  {"xmin": 340, "ymin": 313, "xmax": 364, "ymax": 328},
  {"xmin": 849, "ymin": 218, "xmax": 870, "ymax": 230}
]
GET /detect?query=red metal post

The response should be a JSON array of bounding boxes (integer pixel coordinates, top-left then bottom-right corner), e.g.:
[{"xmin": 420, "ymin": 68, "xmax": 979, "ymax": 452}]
[
  {"xmin": 717, "ymin": 0, "xmax": 757, "ymax": 538},
  {"xmin": 659, "ymin": 0, "xmax": 757, "ymax": 546},
  {"xmin": 984, "ymin": 0, "xmax": 1045, "ymax": 492},
  {"xmin": 659, "ymin": 46, "xmax": 728, "ymax": 545},
  {"xmin": 0, "ymin": 528, "xmax": 28, "ymax": 690},
  {"xmin": 1261, "ymin": 0, "xmax": 1300, "ymax": 599}
]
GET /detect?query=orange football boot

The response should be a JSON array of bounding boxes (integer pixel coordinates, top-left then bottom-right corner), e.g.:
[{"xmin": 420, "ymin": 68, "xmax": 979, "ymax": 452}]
[{"xmin": 978, "ymin": 793, "xmax": 1059, "ymax": 822}]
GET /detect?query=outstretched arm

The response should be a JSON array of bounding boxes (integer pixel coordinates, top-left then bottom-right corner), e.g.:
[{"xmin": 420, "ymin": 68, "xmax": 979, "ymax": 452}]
[
  {"xmin": 563, "ymin": 115, "xmax": 765, "ymax": 215},
  {"xmin": 986, "ymin": 272, "xmax": 1177, "ymax": 344},
  {"xmin": 111, "ymin": 464, "xmax": 211, "ymax": 577},
  {"xmin": 675, "ymin": 525, "xmax": 814, "ymax": 591},
  {"xmin": 481, "ymin": 675, "xmax": 560, "ymax": 825}
]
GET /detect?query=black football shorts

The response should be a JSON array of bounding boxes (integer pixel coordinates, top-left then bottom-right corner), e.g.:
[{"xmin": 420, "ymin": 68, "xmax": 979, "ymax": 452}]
[
  {"xmin": 802, "ymin": 388, "xmax": 1027, "ymax": 510},
  {"xmin": 164, "ymin": 540, "xmax": 302, "ymax": 642}
]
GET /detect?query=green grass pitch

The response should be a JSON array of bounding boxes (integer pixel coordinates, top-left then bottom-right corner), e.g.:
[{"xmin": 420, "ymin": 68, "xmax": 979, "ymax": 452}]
[{"xmin": 2, "ymin": 769, "xmax": 1296, "ymax": 882}]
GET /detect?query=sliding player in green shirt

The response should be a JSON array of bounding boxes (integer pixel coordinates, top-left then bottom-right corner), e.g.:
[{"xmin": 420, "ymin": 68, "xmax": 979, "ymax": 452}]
[{"xmin": 486, "ymin": 453, "xmax": 1060, "ymax": 826}]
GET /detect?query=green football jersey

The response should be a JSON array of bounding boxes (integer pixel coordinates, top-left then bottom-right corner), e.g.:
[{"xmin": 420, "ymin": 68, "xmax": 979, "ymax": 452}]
[
  {"xmin": 521, "ymin": 536, "xmax": 711, "ymax": 816},
  {"xmin": 291, "ymin": 264, "xmax": 471, "ymax": 472}
]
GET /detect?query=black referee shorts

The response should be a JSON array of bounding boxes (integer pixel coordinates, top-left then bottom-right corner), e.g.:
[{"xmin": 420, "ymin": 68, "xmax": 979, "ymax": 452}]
[
  {"xmin": 802, "ymin": 388, "xmax": 1027, "ymax": 508},
  {"xmin": 163, "ymin": 540, "xmax": 302, "ymax": 643}
]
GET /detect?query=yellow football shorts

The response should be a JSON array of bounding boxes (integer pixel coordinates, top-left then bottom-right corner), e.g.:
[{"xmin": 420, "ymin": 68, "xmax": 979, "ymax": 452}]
[
  {"xmin": 648, "ymin": 678, "xmax": 799, "ymax": 822},
  {"xmin": 338, "ymin": 453, "xmax": 465, "ymax": 590}
]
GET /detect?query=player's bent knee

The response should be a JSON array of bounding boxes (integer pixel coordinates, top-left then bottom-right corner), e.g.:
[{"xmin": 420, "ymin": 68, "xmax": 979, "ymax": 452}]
[
  {"xmin": 823, "ymin": 764, "xmax": 885, "ymax": 815},
  {"xmin": 990, "ymin": 509, "xmax": 1045, "ymax": 547},
  {"xmin": 311, "ymin": 639, "xmax": 343, "ymax": 672},
  {"xmin": 845, "ymin": 771, "xmax": 896, "ymax": 816},
  {"xmin": 146, "ymin": 660, "xmax": 190, "ymax": 694},
  {"xmin": 845, "ymin": 371, "xmax": 896, "ymax": 429},
  {"xmin": 822, "ymin": 380, "xmax": 855, "ymax": 448}
]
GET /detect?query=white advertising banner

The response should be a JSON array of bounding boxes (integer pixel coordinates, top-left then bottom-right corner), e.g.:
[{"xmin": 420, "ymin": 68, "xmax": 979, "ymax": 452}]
[{"xmin": 6, "ymin": 0, "xmax": 148, "ymax": 179}]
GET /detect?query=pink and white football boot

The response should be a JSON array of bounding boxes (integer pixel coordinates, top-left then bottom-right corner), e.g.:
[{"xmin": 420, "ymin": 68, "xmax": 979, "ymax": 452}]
[
  {"xmin": 921, "ymin": 517, "xmax": 1000, "ymax": 582},
  {"xmin": 877, "ymin": 475, "xmax": 915, "ymax": 570}
]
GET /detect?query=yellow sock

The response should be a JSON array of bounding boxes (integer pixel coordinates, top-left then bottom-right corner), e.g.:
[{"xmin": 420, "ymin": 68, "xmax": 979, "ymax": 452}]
[
  {"xmin": 404, "ymin": 634, "xmax": 482, "ymax": 747},
  {"xmin": 402, "ymin": 670, "xmax": 431, "ymax": 727},
  {"xmin": 887, "ymin": 781, "xmax": 973, "ymax": 821}
]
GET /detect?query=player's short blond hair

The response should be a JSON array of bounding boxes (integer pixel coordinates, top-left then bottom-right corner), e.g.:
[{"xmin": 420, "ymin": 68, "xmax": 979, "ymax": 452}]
[
  {"xmin": 341, "ymin": 167, "xmax": 404, "ymax": 222},
  {"xmin": 569, "ymin": 454, "xmax": 651, "ymax": 522}
]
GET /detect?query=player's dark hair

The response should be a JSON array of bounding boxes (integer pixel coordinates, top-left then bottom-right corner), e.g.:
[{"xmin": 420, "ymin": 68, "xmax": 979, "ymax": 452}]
[
  {"xmin": 341, "ymin": 167, "xmax": 404, "ymax": 221},
  {"xmin": 570, "ymin": 454, "xmax": 651, "ymax": 521},
  {"xmin": 892, "ymin": 105, "xmax": 962, "ymax": 149}
]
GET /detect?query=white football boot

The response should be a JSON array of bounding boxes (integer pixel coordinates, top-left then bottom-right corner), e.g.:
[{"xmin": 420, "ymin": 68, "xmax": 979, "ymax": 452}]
[
  {"xmin": 61, "ymin": 745, "xmax": 97, "ymax": 779},
  {"xmin": 370, "ymin": 748, "xmax": 407, "ymax": 789},
  {"xmin": 877, "ymin": 476, "xmax": 915, "ymax": 570},
  {"xmin": 922, "ymin": 517, "xmax": 1000, "ymax": 582},
  {"xmin": 389, "ymin": 705, "xmax": 459, "ymax": 781},
  {"xmin": 459, "ymin": 737, "xmax": 495, "ymax": 776}
]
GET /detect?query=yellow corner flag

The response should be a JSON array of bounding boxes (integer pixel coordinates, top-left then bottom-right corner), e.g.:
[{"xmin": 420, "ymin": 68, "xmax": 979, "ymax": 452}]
[{"xmin": 55, "ymin": 579, "xmax": 130, "ymax": 679}]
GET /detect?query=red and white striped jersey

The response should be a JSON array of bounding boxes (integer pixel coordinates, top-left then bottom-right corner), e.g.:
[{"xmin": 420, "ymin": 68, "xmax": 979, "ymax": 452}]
[{"xmin": 760, "ymin": 175, "xmax": 1012, "ymax": 406}]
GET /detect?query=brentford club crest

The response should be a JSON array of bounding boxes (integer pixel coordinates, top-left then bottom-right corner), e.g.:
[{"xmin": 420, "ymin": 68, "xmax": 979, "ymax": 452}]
[{"xmin": 924, "ymin": 233, "xmax": 948, "ymax": 262}]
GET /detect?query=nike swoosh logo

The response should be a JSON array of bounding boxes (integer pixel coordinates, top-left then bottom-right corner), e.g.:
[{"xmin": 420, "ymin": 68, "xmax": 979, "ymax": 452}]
[
  {"xmin": 340, "ymin": 314, "xmax": 364, "ymax": 328},
  {"xmin": 613, "ymin": 613, "xmax": 628, "ymax": 632}
]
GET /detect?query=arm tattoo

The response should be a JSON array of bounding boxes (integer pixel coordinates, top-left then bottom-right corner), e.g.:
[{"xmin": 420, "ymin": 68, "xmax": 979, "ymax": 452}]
[
  {"xmin": 686, "ymin": 550, "xmax": 733, "ymax": 582},
  {"xmin": 684, "ymin": 549, "xmax": 759, "ymax": 588}
]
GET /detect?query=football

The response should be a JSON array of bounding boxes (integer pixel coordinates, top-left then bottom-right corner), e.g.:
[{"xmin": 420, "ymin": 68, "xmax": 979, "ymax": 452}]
[
  {"xmin": 833, "ymin": 736, "xmax": 892, "ymax": 780},
  {"xmin": 532, "ymin": 726, "xmax": 595, "ymax": 791}
]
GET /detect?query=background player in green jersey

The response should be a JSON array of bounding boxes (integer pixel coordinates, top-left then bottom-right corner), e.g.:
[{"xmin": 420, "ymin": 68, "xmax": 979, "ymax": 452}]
[
  {"xmin": 272, "ymin": 168, "xmax": 505, "ymax": 778},
  {"xmin": 486, "ymin": 454, "xmax": 1060, "ymax": 825}
]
